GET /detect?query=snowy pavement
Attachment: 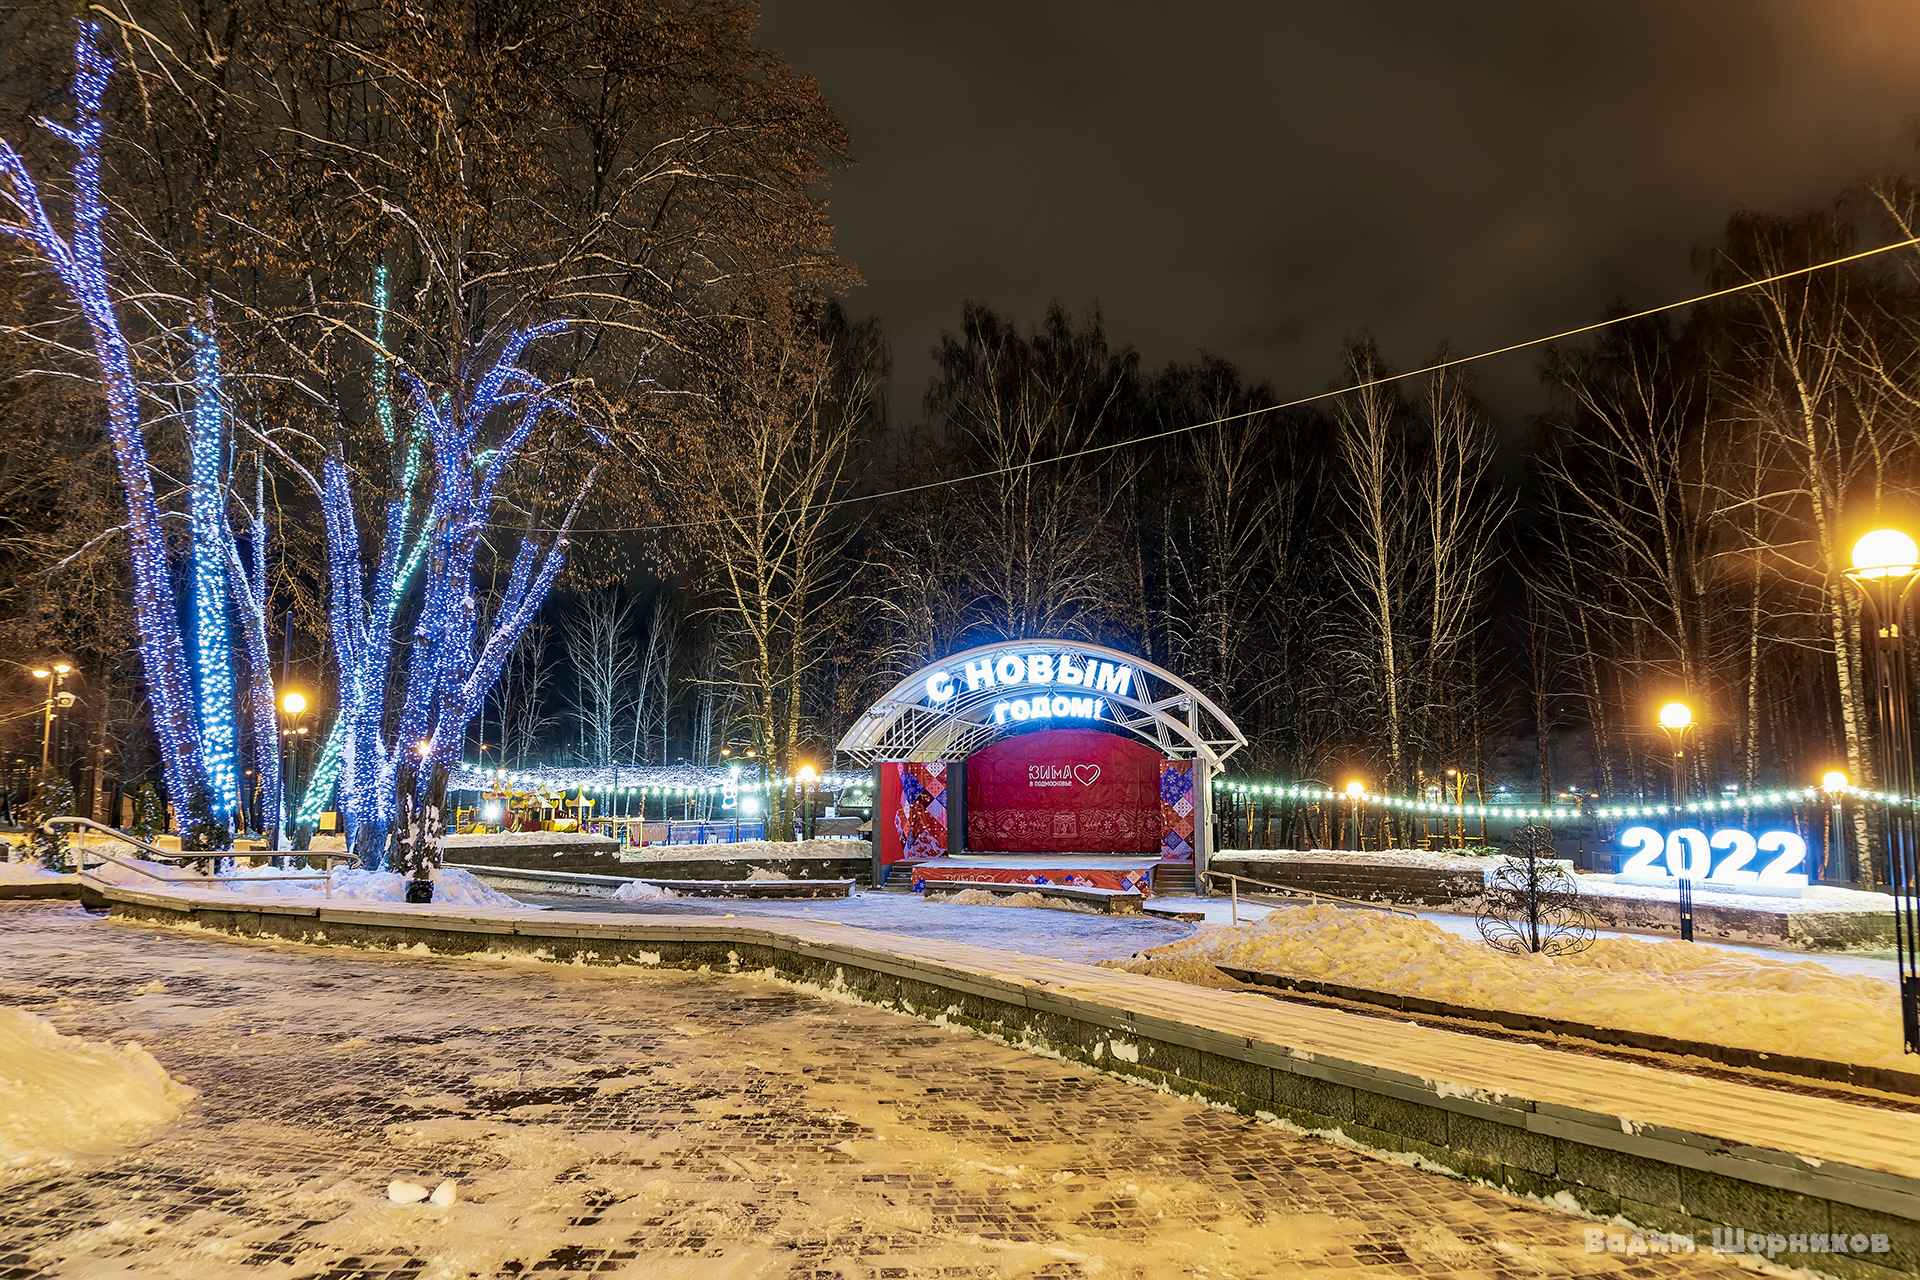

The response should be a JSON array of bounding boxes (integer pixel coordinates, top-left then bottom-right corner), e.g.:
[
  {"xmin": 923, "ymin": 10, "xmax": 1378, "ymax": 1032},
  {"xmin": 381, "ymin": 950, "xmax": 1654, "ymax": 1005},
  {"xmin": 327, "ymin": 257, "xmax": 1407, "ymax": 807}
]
[
  {"xmin": 509, "ymin": 888, "xmax": 1198, "ymax": 966},
  {"xmin": 506, "ymin": 885, "xmax": 1904, "ymax": 980},
  {"xmin": 0, "ymin": 900, "xmax": 1758, "ymax": 1280}
]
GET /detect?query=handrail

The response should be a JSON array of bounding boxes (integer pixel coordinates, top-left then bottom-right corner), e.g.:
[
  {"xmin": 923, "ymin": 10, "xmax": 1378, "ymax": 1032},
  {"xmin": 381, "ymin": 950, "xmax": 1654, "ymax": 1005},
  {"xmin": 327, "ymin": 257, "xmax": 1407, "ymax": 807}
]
[
  {"xmin": 1205, "ymin": 869, "xmax": 1415, "ymax": 924},
  {"xmin": 44, "ymin": 816, "xmax": 360, "ymax": 899}
]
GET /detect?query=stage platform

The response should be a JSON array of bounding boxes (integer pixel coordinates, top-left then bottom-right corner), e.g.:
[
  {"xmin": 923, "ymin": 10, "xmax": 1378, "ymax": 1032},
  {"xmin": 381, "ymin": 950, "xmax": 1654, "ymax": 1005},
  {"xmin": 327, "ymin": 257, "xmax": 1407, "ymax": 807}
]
[{"xmin": 900, "ymin": 853, "xmax": 1172, "ymax": 896}]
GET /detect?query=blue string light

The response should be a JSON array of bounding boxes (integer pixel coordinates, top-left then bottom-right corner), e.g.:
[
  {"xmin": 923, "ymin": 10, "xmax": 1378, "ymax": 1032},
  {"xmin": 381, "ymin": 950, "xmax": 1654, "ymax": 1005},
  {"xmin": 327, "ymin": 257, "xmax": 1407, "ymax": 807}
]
[
  {"xmin": 0, "ymin": 24, "xmax": 205, "ymax": 808},
  {"xmin": 189, "ymin": 326, "xmax": 237, "ymax": 824}
]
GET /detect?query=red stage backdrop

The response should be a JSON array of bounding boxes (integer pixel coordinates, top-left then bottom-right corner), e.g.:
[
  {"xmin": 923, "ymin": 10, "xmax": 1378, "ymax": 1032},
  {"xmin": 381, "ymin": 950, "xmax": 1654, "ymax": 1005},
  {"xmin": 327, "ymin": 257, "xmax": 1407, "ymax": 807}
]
[{"xmin": 965, "ymin": 728, "xmax": 1162, "ymax": 852}]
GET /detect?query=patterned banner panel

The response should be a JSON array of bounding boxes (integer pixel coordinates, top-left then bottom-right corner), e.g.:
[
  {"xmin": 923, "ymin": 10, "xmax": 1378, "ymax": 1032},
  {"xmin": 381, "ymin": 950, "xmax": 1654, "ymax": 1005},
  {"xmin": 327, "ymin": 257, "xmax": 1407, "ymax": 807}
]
[
  {"xmin": 1159, "ymin": 759, "xmax": 1196, "ymax": 862},
  {"xmin": 912, "ymin": 864, "xmax": 1154, "ymax": 897},
  {"xmin": 879, "ymin": 761, "xmax": 949, "ymax": 864}
]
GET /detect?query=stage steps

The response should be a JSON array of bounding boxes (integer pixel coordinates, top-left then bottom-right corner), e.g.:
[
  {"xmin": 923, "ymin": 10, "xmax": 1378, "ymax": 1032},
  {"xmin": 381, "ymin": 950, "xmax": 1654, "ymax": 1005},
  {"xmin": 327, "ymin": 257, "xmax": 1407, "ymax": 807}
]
[{"xmin": 1152, "ymin": 861, "xmax": 1196, "ymax": 894}]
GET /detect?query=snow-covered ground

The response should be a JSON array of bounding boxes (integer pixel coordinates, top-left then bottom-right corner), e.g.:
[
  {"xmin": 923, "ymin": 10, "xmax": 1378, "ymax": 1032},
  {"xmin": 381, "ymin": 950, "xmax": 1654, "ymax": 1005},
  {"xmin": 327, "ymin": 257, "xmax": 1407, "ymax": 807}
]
[
  {"xmin": 1111, "ymin": 903, "xmax": 1907, "ymax": 1068},
  {"xmin": 0, "ymin": 1006, "xmax": 194, "ymax": 1182},
  {"xmin": 515, "ymin": 888, "xmax": 1192, "ymax": 965}
]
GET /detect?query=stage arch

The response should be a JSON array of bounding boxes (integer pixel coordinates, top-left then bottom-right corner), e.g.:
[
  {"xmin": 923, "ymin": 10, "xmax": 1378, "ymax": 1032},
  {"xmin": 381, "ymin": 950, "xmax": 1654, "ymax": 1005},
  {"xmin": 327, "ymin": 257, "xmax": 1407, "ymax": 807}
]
[{"xmin": 836, "ymin": 639, "xmax": 1247, "ymax": 888}]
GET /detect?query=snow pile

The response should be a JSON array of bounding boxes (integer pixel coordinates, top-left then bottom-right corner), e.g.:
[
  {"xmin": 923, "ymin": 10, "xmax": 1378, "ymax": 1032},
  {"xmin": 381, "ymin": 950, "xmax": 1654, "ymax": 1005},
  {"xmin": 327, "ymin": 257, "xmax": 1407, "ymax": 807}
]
[
  {"xmin": 742, "ymin": 866, "xmax": 792, "ymax": 881},
  {"xmin": 315, "ymin": 867, "xmax": 527, "ymax": 909},
  {"xmin": 611, "ymin": 880, "xmax": 678, "ymax": 902},
  {"xmin": 84, "ymin": 856, "xmax": 528, "ymax": 909},
  {"xmin": 1236, "ymin": 848, "xmax": 1498, "ymax": 872},
  {"xmin": 0, "ymin": 861, "xmax": 69, "ymax": 886},
  {"xmin": 929, "ymin": 887, "xmax": 1102, "ymax": 916},
  {"xmin": 0, "ymin": 1006, "xmax": 194, "ymax": 1181},
  {"xmin": 1580, "ymin": 874, "xmax": 1893, "ymax": 914},
  {"xmin": 1113, "ymin": 903, "xmax": 1906, "ymax": 1067},
  {"xmin": 444, "ymin": 831, "xmax": 615, "ymax": 849},
  {"xmin": 625, "ymin": 838, "xmax": 868, "ymax": 861}
]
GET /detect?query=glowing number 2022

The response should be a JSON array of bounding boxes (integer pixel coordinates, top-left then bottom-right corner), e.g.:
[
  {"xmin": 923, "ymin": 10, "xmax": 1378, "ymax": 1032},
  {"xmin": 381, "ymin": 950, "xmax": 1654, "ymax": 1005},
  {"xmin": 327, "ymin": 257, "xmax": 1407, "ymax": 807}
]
[
  {"xmin": 1616, "ymin": 825, "xmax": 1808, "ymax": 888},
  {"xmin": 1619, "ymin": 827, "xmax": 1666, "ymax": 878}
]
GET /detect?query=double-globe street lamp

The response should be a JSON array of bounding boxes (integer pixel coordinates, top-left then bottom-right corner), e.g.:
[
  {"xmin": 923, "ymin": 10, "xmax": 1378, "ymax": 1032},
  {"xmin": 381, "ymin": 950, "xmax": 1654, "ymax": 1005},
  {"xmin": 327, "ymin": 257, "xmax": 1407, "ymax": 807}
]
[
  {"xmin": 1657, "ymin": 701, "xmax": 1696, "ymax": 943},
  {"xmin": 1846, "ymin": 528, "xmax": 1920, "ymax": 1052}
]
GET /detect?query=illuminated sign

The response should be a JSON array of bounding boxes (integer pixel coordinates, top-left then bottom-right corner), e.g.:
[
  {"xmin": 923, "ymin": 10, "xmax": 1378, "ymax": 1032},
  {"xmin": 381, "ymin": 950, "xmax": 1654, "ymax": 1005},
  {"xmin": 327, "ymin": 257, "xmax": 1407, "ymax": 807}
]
[
  {"xmin": 1616, "ymin": 826, "xmax": 1808, "ymax": 893},
  {"xmin": 923, "ymin": 648, "xmax": 1132, "ymax": 714},
  {"xmin": 987, "ymin": 694, "xmax": 1107, "ymax": 725}
]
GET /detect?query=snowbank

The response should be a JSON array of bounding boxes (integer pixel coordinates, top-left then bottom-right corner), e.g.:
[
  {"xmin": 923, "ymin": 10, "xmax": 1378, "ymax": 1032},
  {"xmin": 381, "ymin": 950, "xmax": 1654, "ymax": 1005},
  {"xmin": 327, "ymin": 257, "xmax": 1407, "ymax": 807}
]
[
  {"xmin": 0, "ymin": 1006, "xmax": 194, "ymax": 1180},
  {"xmin": 931, "ymin": 887, "xmax": 1101, "ymax": 916},
  {"xmin": 611, "ymin": 880, "xmax": 677, "ymax": 902},
  {"xmin": 623, "ymin": 837, "xmax": 868, "ymax": 861},
  {"xmin": 1233, "ymin": 848, "xmax": 1497, "ymax": 872},
  {"xmin": 1112, "ymin": 903, "xmax": 1907, "ymax": 1067},
  {"xmin": 742, "ymin": 866, "xmax": 792, "ymax": 881},
  {"xmin": 443, "ymin": 831, "xmax": 614, "ymax": 848},
  {"xmin": 0, "ymin": 861, "xmax": 69, "ymax": 886},
  {"xmin": 84, "ymin": 856, "xmax": 529, "ymax": 910}
]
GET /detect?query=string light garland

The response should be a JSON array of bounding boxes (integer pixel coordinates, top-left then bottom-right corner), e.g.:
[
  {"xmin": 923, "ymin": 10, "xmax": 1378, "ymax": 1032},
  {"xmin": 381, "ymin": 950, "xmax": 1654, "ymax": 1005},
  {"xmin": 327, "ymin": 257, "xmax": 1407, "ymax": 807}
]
[
  {"xmin": 0, "ymin": 24, "xmax": 205, "ymax": 805},
  {"xmin": 189, "ymin": 326, "xmax": 238, "ymax": 824},
  {"xmin": 1209, "ymin": 778, "xmax": 1911, "ymax": 822}
]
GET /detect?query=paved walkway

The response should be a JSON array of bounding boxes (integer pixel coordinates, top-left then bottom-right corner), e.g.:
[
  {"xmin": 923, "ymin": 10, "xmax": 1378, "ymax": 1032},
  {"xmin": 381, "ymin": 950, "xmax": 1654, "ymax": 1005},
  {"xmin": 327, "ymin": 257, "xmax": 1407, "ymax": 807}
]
[
  {"xmin": 4, "ymin": 901, "xmax": 1759, "ymax": 1279},
  {"xmin": 506, "ymin": 885, "xmax": 1902, "ymax": 979}
]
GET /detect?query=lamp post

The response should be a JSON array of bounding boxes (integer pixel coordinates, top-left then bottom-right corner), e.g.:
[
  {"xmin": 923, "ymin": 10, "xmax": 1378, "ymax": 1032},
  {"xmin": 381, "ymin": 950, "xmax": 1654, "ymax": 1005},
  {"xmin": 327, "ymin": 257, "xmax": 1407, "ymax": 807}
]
[
  {"xmin": 798, "ymin": 764, "xmax": 817, "ymax": 841},
  {"xmin": 277, "ymin": 690, "xmax": 307, "ymax": 852},
  {"xmin": 31, "ymin": 663, "xmax": 74, "ymax": 776},
  {"xmin": 1846, "ymin": 527, "xmax": 1920, "ymax": 1053},
  {"xmin": 1822, "ymin": 770, "xmax": 1851, "ymax": 885},
  {"xmin": 1345, "ymin": 780, "xmax": 1365, "ymax": 852},
  {"xmin": 1658, "ymin": 701, "xmax": 1695, "ymax": 943}
]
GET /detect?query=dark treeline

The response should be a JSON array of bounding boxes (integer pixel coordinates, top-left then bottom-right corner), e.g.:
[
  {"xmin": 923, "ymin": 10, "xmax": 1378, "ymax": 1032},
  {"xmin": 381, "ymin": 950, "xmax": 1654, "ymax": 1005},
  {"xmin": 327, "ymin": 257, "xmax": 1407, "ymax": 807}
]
[{"xmin": 4, "ymin": 0, "xmax": 1920, "ymax": 848}]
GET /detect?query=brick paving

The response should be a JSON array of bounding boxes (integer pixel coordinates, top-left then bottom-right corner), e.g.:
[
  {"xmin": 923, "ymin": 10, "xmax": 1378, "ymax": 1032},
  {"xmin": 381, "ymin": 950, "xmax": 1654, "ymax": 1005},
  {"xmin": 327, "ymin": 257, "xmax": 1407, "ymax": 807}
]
[{"xmin": 2, "ymin": 901, "xmax": 1755, "ymax": 1278}]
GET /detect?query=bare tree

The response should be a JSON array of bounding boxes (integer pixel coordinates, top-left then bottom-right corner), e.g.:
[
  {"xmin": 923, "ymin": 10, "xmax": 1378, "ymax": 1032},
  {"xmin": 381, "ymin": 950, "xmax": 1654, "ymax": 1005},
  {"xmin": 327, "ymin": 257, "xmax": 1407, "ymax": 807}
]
[{"xmin": 565, "ymin": 588, "xmax": 638, "ymax": 767}]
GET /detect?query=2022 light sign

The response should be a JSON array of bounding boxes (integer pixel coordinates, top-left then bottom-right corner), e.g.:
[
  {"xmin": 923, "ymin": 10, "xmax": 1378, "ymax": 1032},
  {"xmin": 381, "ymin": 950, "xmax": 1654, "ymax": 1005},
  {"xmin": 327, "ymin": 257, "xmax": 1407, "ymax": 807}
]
[{"xmin": 1616, "ymin": 825, "xmax": 1810, "ymax": 895}]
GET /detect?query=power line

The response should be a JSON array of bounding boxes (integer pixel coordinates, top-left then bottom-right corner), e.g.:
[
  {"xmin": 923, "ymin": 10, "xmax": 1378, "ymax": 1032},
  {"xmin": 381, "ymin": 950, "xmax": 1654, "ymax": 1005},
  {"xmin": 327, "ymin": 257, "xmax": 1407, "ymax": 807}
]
[{"xmin": 516, "ymin": 232, "xmax": 1920, "ymax": 536}]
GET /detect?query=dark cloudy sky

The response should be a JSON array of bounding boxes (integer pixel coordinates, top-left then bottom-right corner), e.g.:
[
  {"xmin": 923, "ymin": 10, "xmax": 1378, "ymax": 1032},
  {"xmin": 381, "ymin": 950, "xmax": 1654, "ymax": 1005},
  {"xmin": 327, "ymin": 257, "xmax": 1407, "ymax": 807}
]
[{"xmin": 757, "ymin": 1, "xmax": 1920, "ymax": 425}]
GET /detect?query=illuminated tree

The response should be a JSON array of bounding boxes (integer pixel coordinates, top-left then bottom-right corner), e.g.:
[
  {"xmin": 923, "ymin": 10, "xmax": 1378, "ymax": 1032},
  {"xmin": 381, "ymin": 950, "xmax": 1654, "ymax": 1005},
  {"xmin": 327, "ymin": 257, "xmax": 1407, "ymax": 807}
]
[{"xmin": 0, "ymin": 24, "xmax": 208, "ymax": 810}]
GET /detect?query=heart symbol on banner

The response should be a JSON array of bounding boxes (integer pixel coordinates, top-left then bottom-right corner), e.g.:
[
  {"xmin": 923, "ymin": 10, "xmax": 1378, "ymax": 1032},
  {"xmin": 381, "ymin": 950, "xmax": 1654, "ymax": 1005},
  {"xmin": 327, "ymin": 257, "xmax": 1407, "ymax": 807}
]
[{"xmin": 1073, "ymin": 764, "xmax": 1101, "ymax": 786}]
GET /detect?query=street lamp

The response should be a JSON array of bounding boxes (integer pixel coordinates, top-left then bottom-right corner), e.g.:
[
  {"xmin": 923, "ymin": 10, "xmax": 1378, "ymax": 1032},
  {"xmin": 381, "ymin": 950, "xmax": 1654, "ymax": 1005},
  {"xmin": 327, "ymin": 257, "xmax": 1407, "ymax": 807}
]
[
  {"xmin": 1345, "ymin": 780, "xmax": 1365, "ymax": 852},
  {"xmin": 1846, "ymin": 527, "xmax": 1920, "ymax": 1052},
  {"xmin": 30, "ymin": 663, "xmax": 76, "ymax": 776},
  {"xmin": 1657, "ymin": 700, "xmax": 1695, "ymax": 942},
  {"xmin": 1822, "ymin": 769, "xmax": 1851, "ymax": 884},
  {"xmin": 798, "ymin": 764, "xmax": 818, "ymax": 841},
  {"xmin": 276, "ymin": 690, "xmax": 309, "ymax": 850}
]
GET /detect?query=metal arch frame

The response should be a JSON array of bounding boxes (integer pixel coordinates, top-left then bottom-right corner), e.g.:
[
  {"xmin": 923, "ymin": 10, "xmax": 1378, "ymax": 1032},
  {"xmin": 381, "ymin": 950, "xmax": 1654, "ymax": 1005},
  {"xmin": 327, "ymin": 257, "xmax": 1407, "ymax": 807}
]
[{"xmin": 835, "ymin": 639, "xmax": 1248, "ymax": 770}]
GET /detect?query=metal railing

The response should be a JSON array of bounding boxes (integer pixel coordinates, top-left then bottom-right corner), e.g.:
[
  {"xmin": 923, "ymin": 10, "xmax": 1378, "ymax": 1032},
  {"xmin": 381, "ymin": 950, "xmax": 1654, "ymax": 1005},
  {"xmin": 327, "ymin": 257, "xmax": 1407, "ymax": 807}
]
[
  {"xmin": 1204, "ymin": 869, "xmax": 1415, "ymax": 924},
  {"xmin": 43, "ymin": 816, "xmax": 360, "ymax": 898}
]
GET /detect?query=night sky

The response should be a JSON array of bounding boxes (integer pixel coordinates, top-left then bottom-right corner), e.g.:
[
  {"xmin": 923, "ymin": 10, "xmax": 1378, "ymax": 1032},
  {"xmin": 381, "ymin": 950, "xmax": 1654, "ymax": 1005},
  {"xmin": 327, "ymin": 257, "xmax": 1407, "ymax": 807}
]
[{"xmin": 758, "ymin": 1, "xmax": 1920, "ymax": 428}]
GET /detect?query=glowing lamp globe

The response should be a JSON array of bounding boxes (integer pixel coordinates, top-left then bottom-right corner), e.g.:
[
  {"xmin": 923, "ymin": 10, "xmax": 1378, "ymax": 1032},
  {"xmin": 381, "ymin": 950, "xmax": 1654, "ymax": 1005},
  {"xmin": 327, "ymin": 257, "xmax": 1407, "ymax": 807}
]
[
  {"xmin": 798, "ymin": 765, "xmax": 817, "ymax": 786},
  {"xmin": 281, "ymin": 691, "xmax": 307, "ymax": 716},
  {"xmin": 31, "ymin": 669, "xmax": 49, "ymax": 679},
  {"xmin": 1822, "ymin": 770, "xmax": 1849, "ymax": 795},
  {"xmin": 1657, "ymin": 702, "xmax": 1692, "ymax": 731},
  {"xmin": 52, "ymin": 663, "xmax": 71, "ymax": 675},
  {"xmin": 1851, "ymin": 529, "xmax": 1919, "ymax": 580},
  {"xmin": 1344, "ymin": 780, "xmax": 1365, "ymax": 799}
]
